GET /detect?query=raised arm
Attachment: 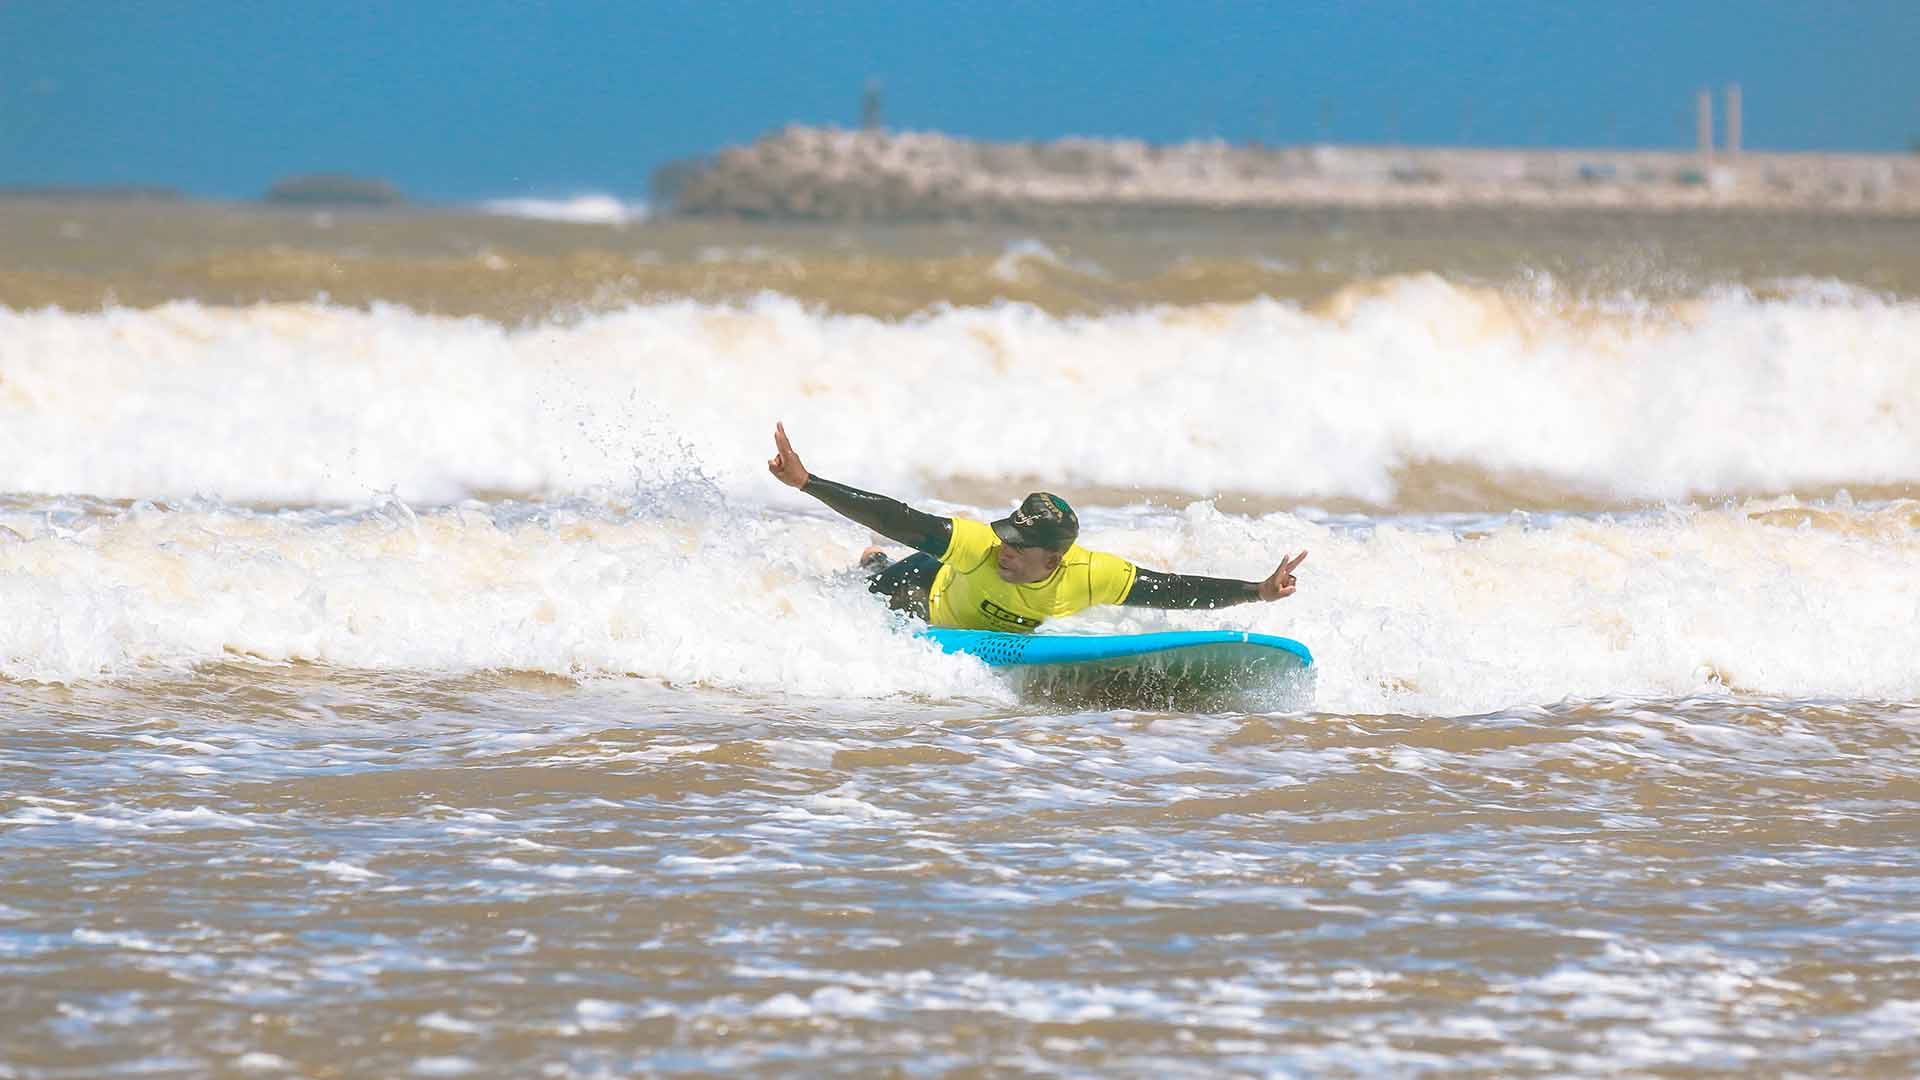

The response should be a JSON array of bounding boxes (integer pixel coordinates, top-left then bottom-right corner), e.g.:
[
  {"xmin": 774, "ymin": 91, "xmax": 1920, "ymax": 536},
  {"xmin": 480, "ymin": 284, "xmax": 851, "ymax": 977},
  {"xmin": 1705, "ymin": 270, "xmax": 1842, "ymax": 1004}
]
[
  {"xmin": 1122, "ymin": 551, "xmax": 1307, "ymax": 610},
  {"xmin": 768, "ymin": 422, "xmax": 953, "ymax": 556}
]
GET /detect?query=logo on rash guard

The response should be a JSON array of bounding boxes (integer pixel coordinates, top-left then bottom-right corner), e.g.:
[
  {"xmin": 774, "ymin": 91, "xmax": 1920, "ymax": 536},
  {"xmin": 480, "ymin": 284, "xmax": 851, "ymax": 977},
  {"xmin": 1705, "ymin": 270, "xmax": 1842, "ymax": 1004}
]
[{"xmin": 979, "ymin": 600, "xmax": 1040, "ymax": 629}]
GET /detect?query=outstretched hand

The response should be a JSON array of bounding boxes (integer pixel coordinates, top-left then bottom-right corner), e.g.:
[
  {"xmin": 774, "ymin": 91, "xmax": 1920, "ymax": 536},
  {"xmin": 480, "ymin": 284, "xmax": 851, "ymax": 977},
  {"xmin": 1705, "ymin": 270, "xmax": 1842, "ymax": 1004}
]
[
  {"xmin": 1257, "ymin": 550, "xmax": 1308, "ymax": 602},
  {"xmin": 767, "ymin": 422, "xmax": 811, "ymax": 489}
]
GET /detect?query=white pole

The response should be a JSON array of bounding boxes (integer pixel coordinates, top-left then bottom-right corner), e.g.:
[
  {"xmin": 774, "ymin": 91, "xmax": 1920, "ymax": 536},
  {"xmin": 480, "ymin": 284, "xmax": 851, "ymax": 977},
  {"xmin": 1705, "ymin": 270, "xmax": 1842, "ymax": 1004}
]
[
  {"xmin": 1725, "ymin": 84, "xmax": 1742, "ymax": 156},
  {"xmin": 1696, "ymin": 88, "xmax": 1714, "ymax": 160}
]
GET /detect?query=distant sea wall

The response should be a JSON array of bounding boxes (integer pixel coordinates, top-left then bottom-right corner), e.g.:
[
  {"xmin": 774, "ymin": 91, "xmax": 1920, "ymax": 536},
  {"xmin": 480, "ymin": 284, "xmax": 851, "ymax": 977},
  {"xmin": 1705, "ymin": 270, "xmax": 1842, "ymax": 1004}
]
[{"xmin": 665, "ymin": 126, "xmax": 1920, "ymax": 220}]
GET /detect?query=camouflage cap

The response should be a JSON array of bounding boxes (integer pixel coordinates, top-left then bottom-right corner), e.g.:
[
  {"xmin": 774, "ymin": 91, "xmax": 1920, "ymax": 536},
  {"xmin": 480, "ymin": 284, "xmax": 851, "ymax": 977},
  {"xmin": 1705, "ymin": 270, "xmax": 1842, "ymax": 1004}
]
[{"xmin": 990, "ymin": 492, "xmax": 1079, "ymax": 551}]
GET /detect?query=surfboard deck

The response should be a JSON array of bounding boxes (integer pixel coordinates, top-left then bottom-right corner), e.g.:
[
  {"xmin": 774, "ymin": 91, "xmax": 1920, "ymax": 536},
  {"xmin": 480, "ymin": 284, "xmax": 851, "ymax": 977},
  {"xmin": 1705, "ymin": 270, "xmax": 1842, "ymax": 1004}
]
[{"xmin": 923, "ymin": 628, "xmax": 1313, "ymax": 710}]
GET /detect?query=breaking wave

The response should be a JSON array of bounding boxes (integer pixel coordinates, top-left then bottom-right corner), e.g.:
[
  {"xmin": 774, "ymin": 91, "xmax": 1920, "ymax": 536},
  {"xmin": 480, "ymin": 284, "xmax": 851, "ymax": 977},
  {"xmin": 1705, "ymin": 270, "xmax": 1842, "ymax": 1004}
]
[
  {"xmin": 4, "ymin": 494, "xmax": 1916, "ymax": 713},
  {"xmin": 2, "ymin": 276, "xmax": 1916, "ymax": 507}
]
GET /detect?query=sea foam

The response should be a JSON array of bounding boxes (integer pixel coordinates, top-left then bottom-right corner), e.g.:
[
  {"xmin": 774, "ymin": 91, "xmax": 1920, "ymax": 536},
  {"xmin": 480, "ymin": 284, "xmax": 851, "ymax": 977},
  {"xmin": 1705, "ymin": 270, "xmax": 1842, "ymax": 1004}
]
[
  {"xmin": 3, "ymin": 277, "xmax": 1917, "ymax": 505},
  {"xmin": 477, "ymin": 194, "xmax": 647, "ymax": 226},
  {"xmin": 2, "ymin": 494, "xmax": 1915, "ymax": 713}
]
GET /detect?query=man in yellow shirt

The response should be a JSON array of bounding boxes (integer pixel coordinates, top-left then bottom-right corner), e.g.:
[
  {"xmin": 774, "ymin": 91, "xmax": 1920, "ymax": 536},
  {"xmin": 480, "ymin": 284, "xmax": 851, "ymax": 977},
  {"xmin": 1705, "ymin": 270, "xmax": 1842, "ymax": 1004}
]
[{"xmin": 768, "ymin": 423, "xmax": 1306, "ymax": 634}]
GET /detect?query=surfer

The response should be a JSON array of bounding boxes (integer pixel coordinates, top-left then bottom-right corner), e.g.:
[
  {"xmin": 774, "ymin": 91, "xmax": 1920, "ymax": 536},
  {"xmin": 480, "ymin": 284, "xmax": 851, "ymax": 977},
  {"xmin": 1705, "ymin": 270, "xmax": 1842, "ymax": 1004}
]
[{"xmin": 768, "ymin": 423, "xmax": 1307, "ymax": 634}]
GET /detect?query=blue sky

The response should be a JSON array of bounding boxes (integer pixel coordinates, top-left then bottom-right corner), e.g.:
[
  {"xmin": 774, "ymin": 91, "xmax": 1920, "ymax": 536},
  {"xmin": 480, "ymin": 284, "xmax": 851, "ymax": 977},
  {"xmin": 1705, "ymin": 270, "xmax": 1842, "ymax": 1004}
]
[{"xmin": 2, "ymin": 1, "xmax": 1915, "ymax": 200}]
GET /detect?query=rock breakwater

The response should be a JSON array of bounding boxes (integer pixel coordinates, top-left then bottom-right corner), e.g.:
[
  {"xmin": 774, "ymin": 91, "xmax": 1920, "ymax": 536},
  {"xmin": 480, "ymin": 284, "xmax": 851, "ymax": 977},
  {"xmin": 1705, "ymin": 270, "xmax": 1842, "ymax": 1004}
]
[{"xmin": 666, "ymin": 126, "xmax": 1920, "ymax": 220}]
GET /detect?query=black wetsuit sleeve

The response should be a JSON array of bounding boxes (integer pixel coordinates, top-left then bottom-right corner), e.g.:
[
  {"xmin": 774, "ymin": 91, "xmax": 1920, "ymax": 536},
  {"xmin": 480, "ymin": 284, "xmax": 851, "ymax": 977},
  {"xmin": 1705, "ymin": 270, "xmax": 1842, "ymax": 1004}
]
[
  {"xmin": 1121, "ymin": 568, "xmax": 1263, "ymax": 610},
  {"xmin": 801, "ymin": 476, "xmax": 954, "ymax": 557}
]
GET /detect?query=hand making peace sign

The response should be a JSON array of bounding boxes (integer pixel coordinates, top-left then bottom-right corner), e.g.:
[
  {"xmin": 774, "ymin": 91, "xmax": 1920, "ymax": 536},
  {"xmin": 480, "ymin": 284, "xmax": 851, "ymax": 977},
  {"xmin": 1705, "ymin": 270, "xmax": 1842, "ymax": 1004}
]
[{"xmin": 1257, "ymin": 550, "xmax": 1309, "ymax": 602}]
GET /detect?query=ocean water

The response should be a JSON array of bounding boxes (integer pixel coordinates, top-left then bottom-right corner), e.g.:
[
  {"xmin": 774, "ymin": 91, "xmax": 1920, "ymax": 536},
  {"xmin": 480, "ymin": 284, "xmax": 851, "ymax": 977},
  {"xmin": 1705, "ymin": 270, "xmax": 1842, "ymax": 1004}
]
[{"xmin": 2, "ymin": 203, "xmax": 1918, "ymax": 1077}]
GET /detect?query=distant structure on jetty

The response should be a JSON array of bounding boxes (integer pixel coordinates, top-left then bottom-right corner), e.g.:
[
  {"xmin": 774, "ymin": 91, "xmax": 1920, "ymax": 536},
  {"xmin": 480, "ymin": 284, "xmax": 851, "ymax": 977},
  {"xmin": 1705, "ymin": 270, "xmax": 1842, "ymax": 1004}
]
[{"xmin": 661, "ymin": 125, "xmax": 1920, "ymax": 221}]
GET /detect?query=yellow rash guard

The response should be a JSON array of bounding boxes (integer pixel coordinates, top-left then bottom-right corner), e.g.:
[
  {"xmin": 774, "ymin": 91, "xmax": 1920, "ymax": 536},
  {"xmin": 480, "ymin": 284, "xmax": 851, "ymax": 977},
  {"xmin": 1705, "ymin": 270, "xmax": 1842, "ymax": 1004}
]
[{"xmin": 927, "ymin": 518, "xmax": 1137, "ymax": 633}]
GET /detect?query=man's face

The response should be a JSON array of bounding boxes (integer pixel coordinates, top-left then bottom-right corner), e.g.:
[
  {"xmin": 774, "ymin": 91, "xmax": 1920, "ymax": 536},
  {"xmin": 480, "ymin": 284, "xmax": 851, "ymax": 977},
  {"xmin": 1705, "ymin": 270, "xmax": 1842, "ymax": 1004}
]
[{"xmin": 996, "ymin": 543, "xmax": 1063, "ymax": 584}]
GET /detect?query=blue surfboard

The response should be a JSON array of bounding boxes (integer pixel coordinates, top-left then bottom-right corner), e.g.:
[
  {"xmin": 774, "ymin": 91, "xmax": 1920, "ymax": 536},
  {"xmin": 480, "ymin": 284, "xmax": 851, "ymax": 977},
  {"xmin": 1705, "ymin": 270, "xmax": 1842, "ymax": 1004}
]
[
  {"xmin": 924, "ymin": 628, "xmax": 1311, "ymax": 668},
  {"xmin": 923, "ymin": 628, "xmax": 1312, "ymax": 708}
]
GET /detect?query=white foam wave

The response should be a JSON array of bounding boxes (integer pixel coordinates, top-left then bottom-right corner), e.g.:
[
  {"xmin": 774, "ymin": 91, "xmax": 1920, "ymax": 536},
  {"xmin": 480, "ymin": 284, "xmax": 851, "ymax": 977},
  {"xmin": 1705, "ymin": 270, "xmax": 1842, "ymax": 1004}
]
[
  {"xmin": 990, "ymin": 237, "xmax": 1105, "ymax": 281},
  {"xmin": 3, "ymin": 279, "xmax": 1916, "ymax": 505},
  {"xmin": 476, "ymin": 194, "xmax": 647, "ymax": 226},
  {"xmin": 0, "ymin": 496, "xmax": 1006, "ymax": 701},
  {"xmin": 2, "ymin": 495, "xmax": 1915, "ymax": 713}
]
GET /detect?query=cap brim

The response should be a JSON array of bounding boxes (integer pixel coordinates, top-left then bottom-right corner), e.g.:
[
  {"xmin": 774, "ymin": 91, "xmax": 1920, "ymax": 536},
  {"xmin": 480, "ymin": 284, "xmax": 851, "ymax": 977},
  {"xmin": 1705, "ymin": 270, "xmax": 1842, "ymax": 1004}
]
[{"xmin": 990, "ymin": 517, "xmax": 1025, "ymax": 545}]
